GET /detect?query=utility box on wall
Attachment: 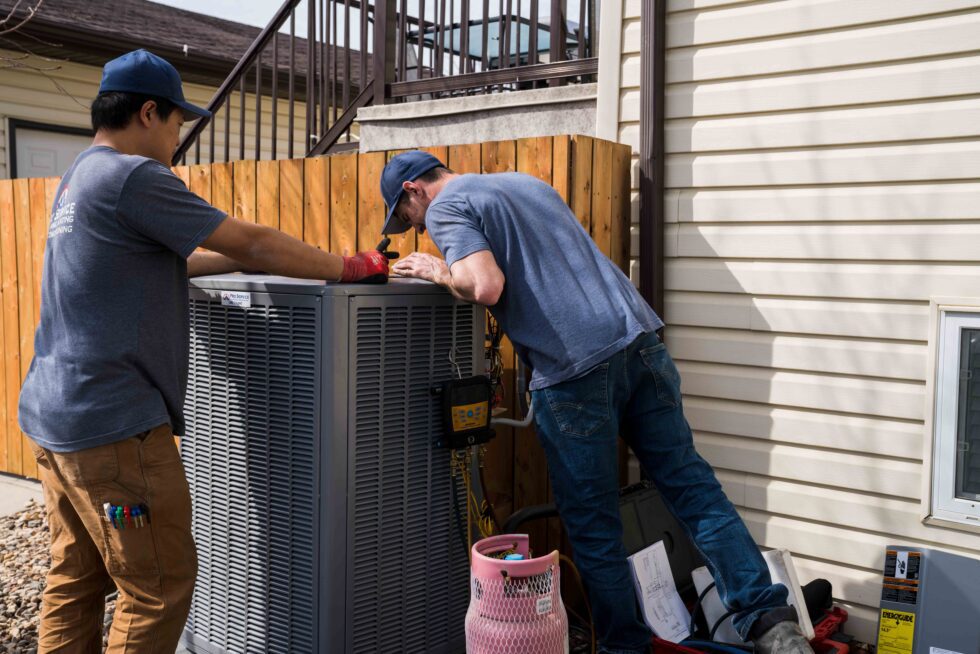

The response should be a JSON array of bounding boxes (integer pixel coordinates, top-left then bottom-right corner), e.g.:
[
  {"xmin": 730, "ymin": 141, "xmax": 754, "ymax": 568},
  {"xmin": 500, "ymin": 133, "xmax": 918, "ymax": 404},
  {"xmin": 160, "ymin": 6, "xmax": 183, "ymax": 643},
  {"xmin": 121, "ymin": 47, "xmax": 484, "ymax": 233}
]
[{"xmin": 180, "ymin": 275, "xmax": 481, "ymax": 654}]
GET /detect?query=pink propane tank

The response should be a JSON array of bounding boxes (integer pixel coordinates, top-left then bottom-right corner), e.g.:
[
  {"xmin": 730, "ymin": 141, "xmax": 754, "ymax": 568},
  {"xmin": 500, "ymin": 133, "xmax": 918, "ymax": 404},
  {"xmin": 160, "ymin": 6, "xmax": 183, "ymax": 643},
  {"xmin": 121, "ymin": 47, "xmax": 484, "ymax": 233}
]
[{"xmin": 465, "ymin": 534, "xmax": 569, "ymax": 654}]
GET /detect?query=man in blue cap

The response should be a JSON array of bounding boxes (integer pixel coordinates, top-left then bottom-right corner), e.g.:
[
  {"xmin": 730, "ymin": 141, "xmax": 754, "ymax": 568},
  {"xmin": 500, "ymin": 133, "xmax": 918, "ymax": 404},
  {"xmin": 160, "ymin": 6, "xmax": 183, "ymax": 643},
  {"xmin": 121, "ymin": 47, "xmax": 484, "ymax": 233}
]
[
  {"xmin": 384, "ymin": 151, "xmax": 814, "ymax": 654},
  {"xmin": 19, "ymin": 49, "xmax": 388, "ymax": 652}
]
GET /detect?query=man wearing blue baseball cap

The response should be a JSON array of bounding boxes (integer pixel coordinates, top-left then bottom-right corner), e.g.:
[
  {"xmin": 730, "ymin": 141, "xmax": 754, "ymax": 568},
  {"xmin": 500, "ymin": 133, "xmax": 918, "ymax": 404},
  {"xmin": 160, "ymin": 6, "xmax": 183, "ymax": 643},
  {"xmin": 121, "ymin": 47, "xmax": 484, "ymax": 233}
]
[
  {"xmin": 385, "ymin": 152, "xmax": 813, "ymax": 654},
  {"xmin": 19, "ymin": 49, "xmax": 388, "ymax": 653}
]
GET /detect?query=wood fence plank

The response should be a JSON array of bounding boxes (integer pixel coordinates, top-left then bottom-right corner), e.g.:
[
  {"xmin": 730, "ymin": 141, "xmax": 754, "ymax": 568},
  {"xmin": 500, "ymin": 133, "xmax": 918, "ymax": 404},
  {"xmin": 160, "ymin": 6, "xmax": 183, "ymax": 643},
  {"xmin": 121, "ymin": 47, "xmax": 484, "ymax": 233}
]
[
  {"xmin": 28, "ymin": 178, "xmax": 47, "ymax": 327},
  {"xmin": 329, "ymin": 153, "xmax": 358, "ymax": 256},
  {"xmin": 484, "ymin": 328, "xmax": 516, "ymax": 527},
  {"xmin": 416, "ymin": 146, "xmax": 449, "ymax": 256},
  {"xmin": 24, "ymin": 178, "xmax": 50, "ymax": 479},
  {"xmin": 516, "ymin": 136, "xmax": 553, "ymax": 184},
  {"xmin": 279, "ymin": 159, "xmax": 305, "ymax": 241},
  {"xmin": 384, "ymin": 150, "xmax": 417, "ymax": 257},
  {"xmin": 0, "ymin": 180, "xmax": 20, "ymax": 477},
  {"xmin": 552, "ymin": 135, "xmax": 594, "ymax": 517},
  {"xmin": 610, "ymin": 144, "xmax": 632, "ymax": 274},
  {"xmin": 11, "ymin": 179, "xmax": 33, "ymax": 477},
  {"xmin": 189, "ymin": 164, "xmax": 212, "ymax": 204},
  {"xmin": 0, "ymin": 181, "xmax": 12, "ymax": 472},
  {"xmin": 591, "ymin": 139, "xmax": 615, "ymax": 255},
  {"xmin": 570, "ymin": 136, "xmax": 594, "ymax": 233},
  {"xmin": 552, "ymin": 136, "xmax": 571, "ymax": 204},
  {"xmin": 256, "ymin": 160, "xmax": 281, "ymax": 230},
  {"xmin": 515, "ymin": 139, "xmax": 555, "ymax": 553},
  {"xmin": 303, "ymin": 157, "xmax": 330, "ymax": 250},
  {"xmin": 211, "ymin": 163, "xmax": 234, "ymax": 215},
  {"xmin": 448, "ymin": 143, "xmax": 481, "ymax": 175},
  {"xmin": 475, "ymin": 140, "xmax": 518, "ymax": 535},
  {"xmin": 232, "ymin": 160, "xmax": 257, "ymax": 223},
  {"xmin": 356, "ymin": 152, "xmax": 387, "ymax": 252},
  {"xmin": 481, "ymin": 140, "xmax": 517, "ymax": 173}
]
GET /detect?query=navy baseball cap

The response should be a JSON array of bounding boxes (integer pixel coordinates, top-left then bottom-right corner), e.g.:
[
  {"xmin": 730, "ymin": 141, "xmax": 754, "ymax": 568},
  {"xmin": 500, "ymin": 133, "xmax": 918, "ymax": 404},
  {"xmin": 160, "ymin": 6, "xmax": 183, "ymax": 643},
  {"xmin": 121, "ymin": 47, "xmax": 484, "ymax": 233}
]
[
  {"xmin": 99, "ymin": 49, "xmax": 210, "ymax": 121},
  {"xmin": 380, "ymin": 151, "xmax": 444, "ymax": 235}
]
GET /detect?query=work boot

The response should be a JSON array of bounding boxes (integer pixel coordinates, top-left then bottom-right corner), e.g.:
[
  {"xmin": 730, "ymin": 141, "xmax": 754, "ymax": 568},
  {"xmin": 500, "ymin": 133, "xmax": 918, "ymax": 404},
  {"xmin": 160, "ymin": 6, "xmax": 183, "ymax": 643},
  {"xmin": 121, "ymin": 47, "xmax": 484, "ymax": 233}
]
[{"xmin": 752, "ymin": 620, "xmax": 815, "ymax": 654}]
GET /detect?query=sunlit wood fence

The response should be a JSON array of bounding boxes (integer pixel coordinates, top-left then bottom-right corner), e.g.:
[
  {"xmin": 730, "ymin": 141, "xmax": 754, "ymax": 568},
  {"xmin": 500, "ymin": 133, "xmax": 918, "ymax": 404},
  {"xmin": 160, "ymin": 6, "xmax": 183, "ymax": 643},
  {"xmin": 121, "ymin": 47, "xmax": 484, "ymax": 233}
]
[{"xmin": 0, "ymin": 134, "xmax": 632, "ymax": 554}]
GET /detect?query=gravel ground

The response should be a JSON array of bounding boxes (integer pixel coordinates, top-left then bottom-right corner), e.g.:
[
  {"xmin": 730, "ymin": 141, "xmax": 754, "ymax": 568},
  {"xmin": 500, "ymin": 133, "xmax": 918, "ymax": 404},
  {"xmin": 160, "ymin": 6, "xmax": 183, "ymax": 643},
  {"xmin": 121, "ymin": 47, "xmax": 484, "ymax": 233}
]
[{"xmin": 0, "ymin": 499, "xmax": 116, "ymax": 653}]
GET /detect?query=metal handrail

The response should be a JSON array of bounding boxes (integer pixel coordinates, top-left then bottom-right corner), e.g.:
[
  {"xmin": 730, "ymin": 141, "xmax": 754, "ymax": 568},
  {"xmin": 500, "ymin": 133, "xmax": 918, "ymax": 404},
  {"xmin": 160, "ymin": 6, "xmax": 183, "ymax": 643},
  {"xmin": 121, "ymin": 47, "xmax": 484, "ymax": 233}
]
[
  {"xmin": 174, "ymin": 0, "xmax": 599, "ymax": 166},
  {"xmin": 389, "ymin": 58, "xmax": 597, "ymax": 97},
  {"xmin": 173, "ymin": 0, "xmax": 302, "ymax": 165},
  {"xmin": 307, "ymin": 85, "xmax": 375, "ymax": 156}
]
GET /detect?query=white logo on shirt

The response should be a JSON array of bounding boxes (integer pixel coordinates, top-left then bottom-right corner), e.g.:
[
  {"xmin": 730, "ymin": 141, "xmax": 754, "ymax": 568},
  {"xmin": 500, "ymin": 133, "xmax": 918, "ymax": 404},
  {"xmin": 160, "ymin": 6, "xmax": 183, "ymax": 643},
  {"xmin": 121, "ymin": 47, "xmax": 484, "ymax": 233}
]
[{"xmin": 49, "ymin": 186, "xmax": 75, "ymax": 239}]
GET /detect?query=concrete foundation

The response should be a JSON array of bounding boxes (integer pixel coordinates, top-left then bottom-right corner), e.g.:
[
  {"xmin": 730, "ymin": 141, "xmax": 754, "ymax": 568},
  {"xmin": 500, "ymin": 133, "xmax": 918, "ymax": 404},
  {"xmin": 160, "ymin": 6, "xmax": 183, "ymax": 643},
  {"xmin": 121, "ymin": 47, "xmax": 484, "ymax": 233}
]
[{"xmin": 356, "ymin": 83, "xmax": 597, "ymax": 152}]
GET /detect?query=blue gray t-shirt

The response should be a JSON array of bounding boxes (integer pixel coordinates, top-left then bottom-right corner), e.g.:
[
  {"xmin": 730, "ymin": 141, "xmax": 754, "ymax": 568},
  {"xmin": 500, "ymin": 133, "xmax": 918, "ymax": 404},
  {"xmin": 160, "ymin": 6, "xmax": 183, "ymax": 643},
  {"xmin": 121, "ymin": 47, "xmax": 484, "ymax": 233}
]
[
  {"xmin": 18, "ymin": 146, "xmax": 226, "ymax": 452},
  {"xmin": 426, "ymin": 172, "xmax": 663, "ymax": 390}
]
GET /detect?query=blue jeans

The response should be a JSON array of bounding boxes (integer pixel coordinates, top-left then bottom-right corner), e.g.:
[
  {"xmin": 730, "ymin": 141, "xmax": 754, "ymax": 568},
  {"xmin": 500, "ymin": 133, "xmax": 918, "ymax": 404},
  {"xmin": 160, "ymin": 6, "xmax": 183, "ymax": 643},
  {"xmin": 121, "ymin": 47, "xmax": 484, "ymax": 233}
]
[{"xmin": 531, "ymin": 332, "xmax": 788, "ymax": 654}]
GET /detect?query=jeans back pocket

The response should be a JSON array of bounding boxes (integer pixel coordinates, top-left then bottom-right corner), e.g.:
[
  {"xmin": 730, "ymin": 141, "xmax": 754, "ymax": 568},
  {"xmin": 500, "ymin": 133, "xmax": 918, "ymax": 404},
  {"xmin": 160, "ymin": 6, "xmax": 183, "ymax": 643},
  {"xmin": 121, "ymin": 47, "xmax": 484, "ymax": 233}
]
[
  {"xmin": 639, "ymin": 342, "xmax": 683, "ymax": 407},
  {"xmin": 543, "ymin": 363, "xmax": 611, "ymax": 438}
]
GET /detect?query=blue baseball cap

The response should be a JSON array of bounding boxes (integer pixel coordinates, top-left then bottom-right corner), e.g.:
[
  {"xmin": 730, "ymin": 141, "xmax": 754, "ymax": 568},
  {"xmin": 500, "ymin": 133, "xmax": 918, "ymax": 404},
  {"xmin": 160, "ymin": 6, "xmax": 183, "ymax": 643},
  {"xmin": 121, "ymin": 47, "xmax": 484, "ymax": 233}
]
[
  {"xmin": 98, "ymin": 49, "xmax": 210, "ymax": 121},
  {"xmin": 380, "ymin": 151, "xmax": 445, "ymax": 235}
]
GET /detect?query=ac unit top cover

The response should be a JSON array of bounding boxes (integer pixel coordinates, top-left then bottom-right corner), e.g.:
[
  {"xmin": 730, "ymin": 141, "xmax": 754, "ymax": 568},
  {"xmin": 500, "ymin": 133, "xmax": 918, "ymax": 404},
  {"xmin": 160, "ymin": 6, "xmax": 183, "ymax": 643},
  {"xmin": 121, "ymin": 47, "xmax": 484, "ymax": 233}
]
[{"xmin": 189, "ymin": 273, "xmax": 445, "ymax": 296}]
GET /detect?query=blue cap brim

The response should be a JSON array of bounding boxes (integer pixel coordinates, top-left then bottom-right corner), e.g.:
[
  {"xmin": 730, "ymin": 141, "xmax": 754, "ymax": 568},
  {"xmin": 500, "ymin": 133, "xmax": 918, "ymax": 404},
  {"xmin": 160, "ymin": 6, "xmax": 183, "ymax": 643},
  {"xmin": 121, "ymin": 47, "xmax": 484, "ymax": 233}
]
[
  {"xmin": 177, "ymin": 99, "xmax": 211, "ymax": 121},
  {"xmin": 382, "ymin": 190, "xmax": 411, "ymax": 235}
]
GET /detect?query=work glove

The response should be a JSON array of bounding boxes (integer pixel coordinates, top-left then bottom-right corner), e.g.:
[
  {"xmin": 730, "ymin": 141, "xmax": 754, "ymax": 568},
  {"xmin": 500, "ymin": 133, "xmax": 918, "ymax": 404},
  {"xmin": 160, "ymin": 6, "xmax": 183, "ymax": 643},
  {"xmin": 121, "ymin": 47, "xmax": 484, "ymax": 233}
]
[{"xmin": 340, "ymin": 249, "xmax": 390, "ymax": 283}]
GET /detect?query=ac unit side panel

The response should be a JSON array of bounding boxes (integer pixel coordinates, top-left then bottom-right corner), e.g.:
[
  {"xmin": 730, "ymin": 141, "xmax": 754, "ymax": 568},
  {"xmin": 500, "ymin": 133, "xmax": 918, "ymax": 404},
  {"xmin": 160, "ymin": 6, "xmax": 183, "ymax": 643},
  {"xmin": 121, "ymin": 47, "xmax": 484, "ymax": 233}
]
[
  {"xmin": 346, "ymin": 294, "xmax": 479, "ymax": 654},
  {"xmin": 318, "ymin": 292, "xmax": 353, "ymax": 652},
  {"xmin": 183, "ymin": 288, "xmax": 321, "ymax": 654}
]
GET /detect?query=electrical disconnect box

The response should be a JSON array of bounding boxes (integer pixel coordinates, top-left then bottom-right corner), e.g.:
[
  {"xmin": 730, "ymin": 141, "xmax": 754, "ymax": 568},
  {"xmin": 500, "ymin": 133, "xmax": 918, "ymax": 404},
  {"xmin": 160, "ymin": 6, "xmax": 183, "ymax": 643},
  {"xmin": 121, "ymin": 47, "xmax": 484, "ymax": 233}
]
[
  {"xmin": 876, "ymin": 545, "xmax": 980, "ymax": 654},
  {"xmin": 180, "ymin": 275, "xmax": 481, "ymax": 654}
]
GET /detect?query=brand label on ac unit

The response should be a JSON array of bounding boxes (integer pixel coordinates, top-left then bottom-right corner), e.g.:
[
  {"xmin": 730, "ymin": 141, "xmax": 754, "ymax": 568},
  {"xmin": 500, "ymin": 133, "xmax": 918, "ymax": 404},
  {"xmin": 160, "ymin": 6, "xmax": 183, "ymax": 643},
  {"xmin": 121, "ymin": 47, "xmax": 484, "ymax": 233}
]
[{"xmin": 221, "ymin": 291, "xmax": 251, "ymax": 308}]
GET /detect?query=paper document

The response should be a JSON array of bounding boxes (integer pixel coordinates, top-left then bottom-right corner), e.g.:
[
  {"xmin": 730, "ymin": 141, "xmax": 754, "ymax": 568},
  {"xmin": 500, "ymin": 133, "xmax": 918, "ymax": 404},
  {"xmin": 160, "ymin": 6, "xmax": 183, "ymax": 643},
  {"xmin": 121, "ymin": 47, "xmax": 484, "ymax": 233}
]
[{"xmin": 628, "ymin": 540, "xmax": 691, "ymax": 643}]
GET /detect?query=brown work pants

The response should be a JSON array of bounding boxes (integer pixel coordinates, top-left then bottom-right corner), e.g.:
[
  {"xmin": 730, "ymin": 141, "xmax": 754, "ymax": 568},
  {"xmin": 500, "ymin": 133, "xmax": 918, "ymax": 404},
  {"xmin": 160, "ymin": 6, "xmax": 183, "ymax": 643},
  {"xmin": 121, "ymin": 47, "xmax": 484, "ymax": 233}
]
[{"xmin": 29, "ymin": 424, "xmax": 197, "ymax": 653}]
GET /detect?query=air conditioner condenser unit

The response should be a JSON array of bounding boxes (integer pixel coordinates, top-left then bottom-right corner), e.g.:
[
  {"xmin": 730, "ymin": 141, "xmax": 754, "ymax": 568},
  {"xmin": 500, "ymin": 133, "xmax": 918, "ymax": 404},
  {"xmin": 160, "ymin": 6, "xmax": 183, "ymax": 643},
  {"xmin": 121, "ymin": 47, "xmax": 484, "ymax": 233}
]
[{"xmin": 180, "ymin": 275, "xmax": 480, "ymax": 654}]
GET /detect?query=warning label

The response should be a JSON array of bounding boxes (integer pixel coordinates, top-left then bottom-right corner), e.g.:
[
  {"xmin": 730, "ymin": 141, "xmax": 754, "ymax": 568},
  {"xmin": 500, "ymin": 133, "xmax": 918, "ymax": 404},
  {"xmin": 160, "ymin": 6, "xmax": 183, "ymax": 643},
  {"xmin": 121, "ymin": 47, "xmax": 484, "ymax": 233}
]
[
  {"xmin": 881, "ymin": 583, "xmax": 918, "ymax": 605},
  {"xmin": 878, "ymin": 608, "xmax": 915, "ymax": 654},
  {"xmin": 884, "ymin": 550, "xmax": 921, "ymax": 581},
  {"xmin": 882, "ymin": 550, "xmax": 921, "ymax": 605}
]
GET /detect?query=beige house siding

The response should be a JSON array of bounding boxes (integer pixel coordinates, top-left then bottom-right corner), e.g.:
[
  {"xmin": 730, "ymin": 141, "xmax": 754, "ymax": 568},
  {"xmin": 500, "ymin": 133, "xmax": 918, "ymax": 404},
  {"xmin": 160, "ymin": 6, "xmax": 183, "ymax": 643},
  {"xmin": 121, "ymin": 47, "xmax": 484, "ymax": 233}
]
[
  {"xmin": 598, "ymin": 0, "xmax": 980, "ymax": 642},
  {"xmin": 0, "ymin": 49, "xmax": 311, "ymax": 178}
]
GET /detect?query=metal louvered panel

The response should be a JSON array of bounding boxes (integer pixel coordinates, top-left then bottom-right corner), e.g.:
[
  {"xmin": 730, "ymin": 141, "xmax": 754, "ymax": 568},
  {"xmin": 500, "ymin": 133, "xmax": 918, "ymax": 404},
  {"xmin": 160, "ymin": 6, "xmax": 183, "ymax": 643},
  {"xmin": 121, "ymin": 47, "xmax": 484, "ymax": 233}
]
[
  {"xmin": 184, "ymin": 279, "xmax": 476, "ymax": 654},
  {"xmin": 349, "ymin": 299, "xmax": 474, "ymax": 654},
  {"xmin": 184, "ymin": 293, "xmax": 318, "ymax": 654}
]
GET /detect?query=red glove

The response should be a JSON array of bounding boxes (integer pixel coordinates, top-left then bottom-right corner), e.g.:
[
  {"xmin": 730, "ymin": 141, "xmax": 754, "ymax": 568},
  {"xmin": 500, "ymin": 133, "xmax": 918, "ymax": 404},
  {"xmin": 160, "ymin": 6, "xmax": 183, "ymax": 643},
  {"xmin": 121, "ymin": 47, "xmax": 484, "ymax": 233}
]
[{"xmin": 340, "ymin": 250, "xmax": 390, "ymax": 282}]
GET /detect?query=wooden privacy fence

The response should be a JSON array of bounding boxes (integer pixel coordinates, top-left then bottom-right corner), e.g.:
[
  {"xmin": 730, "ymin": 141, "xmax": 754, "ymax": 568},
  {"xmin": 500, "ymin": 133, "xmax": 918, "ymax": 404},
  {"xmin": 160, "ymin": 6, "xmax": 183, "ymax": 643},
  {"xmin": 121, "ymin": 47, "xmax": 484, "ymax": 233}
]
[{"xmin": 0, "ymin": 134, "xmax": 631, "ymax": 552}]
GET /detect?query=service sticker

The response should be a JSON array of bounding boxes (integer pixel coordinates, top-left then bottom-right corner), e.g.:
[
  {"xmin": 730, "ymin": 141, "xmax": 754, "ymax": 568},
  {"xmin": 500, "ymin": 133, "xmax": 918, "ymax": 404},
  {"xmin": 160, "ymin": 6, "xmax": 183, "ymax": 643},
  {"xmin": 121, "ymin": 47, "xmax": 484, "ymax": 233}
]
[
  {"xmin": 220, "ymin": 291, "xmax": 252, "ymax": 308},
  {"xmin": 878, "ymin": 608, "xmax": 915, "ymax": 654}
]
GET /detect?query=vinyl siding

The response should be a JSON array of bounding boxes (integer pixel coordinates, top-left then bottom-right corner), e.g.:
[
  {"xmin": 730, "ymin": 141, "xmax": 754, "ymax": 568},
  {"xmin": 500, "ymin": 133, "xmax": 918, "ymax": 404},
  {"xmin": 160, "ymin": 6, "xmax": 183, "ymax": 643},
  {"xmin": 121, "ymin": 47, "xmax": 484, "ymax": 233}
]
[
  {"xmin": 0, "ymin": 48, "xmax": 313, "ymax": 179},
  {"xmin": 598, "ymin": 0, "xmax": 980, "ymax": 642}
]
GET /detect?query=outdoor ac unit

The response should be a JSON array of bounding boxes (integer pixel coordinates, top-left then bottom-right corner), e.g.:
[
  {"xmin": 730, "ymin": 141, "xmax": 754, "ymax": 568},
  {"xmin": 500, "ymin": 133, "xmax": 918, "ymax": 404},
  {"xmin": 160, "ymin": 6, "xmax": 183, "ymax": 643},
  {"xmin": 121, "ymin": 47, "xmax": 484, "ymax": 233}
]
[{"xmin": 179, "ymin": 275, "xmax": 479, "ymax": 654}]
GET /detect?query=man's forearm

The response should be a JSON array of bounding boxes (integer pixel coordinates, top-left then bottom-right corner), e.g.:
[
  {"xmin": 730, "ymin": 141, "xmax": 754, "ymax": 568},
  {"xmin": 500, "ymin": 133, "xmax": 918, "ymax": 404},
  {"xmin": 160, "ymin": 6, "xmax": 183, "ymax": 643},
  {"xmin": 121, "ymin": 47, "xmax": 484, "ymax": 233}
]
[
  {"xmin": 437, "ymin": 268, "xmax": 479, "ymax": 303},
  {"xmin": 241, "ymin": 224, "xmax": 345, "ymax": 281},
  {"xmin": 187, "ymin": 251, "xmax": 249, "ymax": 278}
]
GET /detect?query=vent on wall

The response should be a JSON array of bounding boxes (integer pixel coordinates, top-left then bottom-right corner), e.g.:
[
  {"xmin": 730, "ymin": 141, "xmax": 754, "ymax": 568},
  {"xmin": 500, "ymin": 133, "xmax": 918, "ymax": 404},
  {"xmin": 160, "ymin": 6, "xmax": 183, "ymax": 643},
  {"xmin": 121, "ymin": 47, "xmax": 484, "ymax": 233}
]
[{"xmin": 181, "ymin": 276, "xmax": 478, "ymax": 654}]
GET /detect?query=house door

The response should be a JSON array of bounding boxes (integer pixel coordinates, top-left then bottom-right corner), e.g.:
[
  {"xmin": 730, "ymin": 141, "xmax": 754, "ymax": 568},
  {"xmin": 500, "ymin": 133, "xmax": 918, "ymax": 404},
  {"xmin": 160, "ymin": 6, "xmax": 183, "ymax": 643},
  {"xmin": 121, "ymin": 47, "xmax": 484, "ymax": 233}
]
[{"xmin": 10, "ymin": 120, "xmax": 92, "ymax": 179}]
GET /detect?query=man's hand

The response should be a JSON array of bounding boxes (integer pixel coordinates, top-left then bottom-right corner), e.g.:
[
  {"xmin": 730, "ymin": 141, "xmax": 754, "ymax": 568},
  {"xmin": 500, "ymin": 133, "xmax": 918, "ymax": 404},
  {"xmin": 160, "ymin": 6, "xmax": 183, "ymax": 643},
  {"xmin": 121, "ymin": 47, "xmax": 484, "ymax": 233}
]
[
  {"xmin": 392, "ymin": 251, "xmax": 504, "ymax": 306},
  {"xmin": 391, "ymin": 252, "xmax": 450, "ymax": 285},
  {"xmin": 341, "ymin": 250, "xmax": 391, "ymax": 282}
]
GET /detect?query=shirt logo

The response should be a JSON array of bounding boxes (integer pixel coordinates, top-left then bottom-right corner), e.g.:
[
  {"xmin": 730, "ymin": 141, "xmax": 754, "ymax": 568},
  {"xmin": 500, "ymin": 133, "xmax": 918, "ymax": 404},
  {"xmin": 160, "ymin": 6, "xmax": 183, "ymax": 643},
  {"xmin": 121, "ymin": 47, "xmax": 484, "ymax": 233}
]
[{"xmin": 49, "ymin": 186, "xmax": 76, "ymax": 239}]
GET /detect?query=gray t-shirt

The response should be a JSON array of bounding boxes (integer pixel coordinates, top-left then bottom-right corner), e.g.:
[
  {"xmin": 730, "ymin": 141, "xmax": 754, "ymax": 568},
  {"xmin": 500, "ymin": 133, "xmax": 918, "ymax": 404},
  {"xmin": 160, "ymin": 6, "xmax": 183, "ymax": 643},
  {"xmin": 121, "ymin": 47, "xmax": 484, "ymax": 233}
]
[
  {"xmin": 18, "ymin": 146, "xmax": 226, "ymax": 452},
  {"xmin": 426, "ymin": 172, "xmax": 663, "ymax": 390}
]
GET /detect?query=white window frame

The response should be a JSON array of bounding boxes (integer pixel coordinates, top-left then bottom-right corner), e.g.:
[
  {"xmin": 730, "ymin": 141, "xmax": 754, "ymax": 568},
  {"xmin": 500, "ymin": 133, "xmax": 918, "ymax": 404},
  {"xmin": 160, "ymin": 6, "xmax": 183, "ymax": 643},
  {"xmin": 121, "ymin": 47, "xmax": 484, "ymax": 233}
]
[{"xmin": 924, "ymin": 299, "xmax": 980, "ymax": 531}]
